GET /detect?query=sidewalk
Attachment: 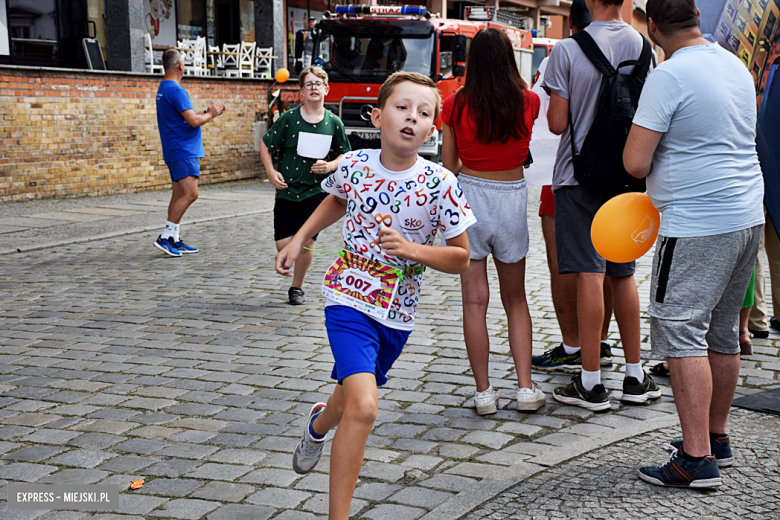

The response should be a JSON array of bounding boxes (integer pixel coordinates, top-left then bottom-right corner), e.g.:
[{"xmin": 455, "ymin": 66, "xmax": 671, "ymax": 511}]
[
  {"xmin": 0, "ymin": 181, "xmax": 778, "ymax": 519},
  {"xmin": 0, "ymin": 180, "xmax": 277, "ymax": 255}
]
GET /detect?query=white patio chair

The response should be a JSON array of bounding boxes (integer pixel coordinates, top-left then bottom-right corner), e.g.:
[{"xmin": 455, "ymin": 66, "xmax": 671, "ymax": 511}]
[
  {"xmin": 207, "ymin": 45, "xmax": 223, "ymax": 76},
  {"xmin": 227, "ymin": 41, "xmax": 256, "ymax": 78},
  {"xmin": 222, "ymin": 43, "xmax": 240, "ymax": 77},
  {"xmin": 144, "ymin": 33, "xmax": 163, "ymax": 74},
  {"xmin": 255, "ymin": 47, "xmax": 273, "ymax": 79}
]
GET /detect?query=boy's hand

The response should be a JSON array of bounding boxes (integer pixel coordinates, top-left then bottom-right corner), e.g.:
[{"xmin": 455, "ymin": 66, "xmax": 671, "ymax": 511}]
[
  {"xmin": 275, "ymin": 240, "xmax": 302, "ymax": 277},
  {"xmin": 378, "ymin": 227, "xmax": 415, "ymax": 260},
  {"xmin": 311, "ymin": 160, "xmax": 331, "ymax": 174},
  {"xmin": 267, "ymin": 169, "xmax": 288, "ymax": 190}
]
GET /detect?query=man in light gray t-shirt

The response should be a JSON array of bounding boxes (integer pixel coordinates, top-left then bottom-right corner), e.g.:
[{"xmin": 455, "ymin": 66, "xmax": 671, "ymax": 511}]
[{"xmin": 542, "ymin": 0, "xmax": 659, "ymax": 413}]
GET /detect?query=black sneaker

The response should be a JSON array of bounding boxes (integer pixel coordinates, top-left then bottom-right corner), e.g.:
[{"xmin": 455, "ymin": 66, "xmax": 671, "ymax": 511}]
[
  {"xmin": 600, "ymin": 341, "xmax": 614, "ymax": 366},
  {"xmin": 553, "ymin": 373, "xmax": 611, "ymax": 411},
  {"xmin": 665, "ymin": 435, "xmax": 734, "ymax": 467},
  {"xmin": 288, "ymin": 287, "xmax": 305, "ymax": 305},
  {"xmin": 621, "ymin": 371, "xmax": 662, "ymax": 404}
]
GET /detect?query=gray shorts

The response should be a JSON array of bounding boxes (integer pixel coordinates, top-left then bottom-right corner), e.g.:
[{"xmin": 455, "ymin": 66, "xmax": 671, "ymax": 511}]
[
  {"xmin": 459, "ymin": 173, "xmax": 529, "ymax": 264},
  {"xmin": 648, "ymin": 225, "xmax": 762, "ymax": 359},
  {"xmin": 554, "ymin": 185, "xmax": 635, "ymax": 276}
]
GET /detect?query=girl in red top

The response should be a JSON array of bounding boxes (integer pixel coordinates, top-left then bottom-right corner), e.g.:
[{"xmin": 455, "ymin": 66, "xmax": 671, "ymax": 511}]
[{"xmin": 441, "ymin": 28, "xmax": 542, "ymax": 415}]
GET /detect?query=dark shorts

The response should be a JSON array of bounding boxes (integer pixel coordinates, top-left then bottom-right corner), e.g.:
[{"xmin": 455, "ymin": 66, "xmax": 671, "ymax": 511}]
[
  {"xmin": 554, "ymin": 184, "xmax": 635, "ymax": 276},
  {"xmin": 325, "ymin": 305, "xmax": 411, "ymax": 386},
  {"xmin": 167, "ymin": 158, "xmax": 201, "ymax": 182},
  {"xmin": 273, "ymin": 192, "xmax": 327, "ymax": 241},
  {"xmin": 539, "ymin": 185, "xmax": 555, "ymax": 217}
]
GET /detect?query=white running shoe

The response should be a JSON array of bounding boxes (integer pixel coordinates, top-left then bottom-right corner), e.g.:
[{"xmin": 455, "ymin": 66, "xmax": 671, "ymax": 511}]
[
  {"xmin": 516, "ymin": 383, "xmax": 546, "ymax": 412},
  {"xmin": 292, "ymin": 402, "xmax": 327, "ymax": 475},
  {"xmin": 475, "ymin": 387, "xmax": 499, "ymax": 415}
]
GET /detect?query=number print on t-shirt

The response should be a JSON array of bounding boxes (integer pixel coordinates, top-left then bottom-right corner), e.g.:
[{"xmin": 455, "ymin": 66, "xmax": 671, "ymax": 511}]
[{"xmin": 321, "ymin": 148, "xmax": 476, "ymax": 330}]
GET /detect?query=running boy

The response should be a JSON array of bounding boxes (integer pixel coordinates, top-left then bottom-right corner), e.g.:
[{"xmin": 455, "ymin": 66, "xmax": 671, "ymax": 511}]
[
  {"xmin": 261, "ymin": 66, "xmax": 351, "ymax": 305},
  {"xmin": 275, "ymin": 72, "xmax": 475, "ymax": 519}
]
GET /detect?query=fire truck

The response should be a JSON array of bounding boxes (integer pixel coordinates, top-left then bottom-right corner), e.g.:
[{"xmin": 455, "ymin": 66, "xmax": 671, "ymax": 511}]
[
  {"xmin": 297, "ymin": 5, "xmax": 534, "ymax": 161},
  {"xmin": 531, "ymin": 37, "xmax": 559, "ymax": 83}
]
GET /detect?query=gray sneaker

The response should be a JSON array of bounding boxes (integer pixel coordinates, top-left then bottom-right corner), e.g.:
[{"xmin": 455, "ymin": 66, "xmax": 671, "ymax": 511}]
[{"xmin": 292, "ymin": 402, "xmax": 327, "ymax": 474}]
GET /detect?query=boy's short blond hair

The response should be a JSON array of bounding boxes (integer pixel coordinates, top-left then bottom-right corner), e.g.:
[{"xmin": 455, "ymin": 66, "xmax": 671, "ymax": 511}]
[
  {"xmin": 377, "ymin": 72, "xmax": 441, "ymax": 120},
  {"xmin": 298, "ymin": 66, "xmax": 329, "ymax": 88}
]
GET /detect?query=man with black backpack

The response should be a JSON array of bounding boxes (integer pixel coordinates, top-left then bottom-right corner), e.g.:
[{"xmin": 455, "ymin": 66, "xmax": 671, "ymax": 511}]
[
  {"xmin": 624, "ymin": 0, "xmax": 764, "ymax": 488},
  {"xmin": 542, "ymin": 0, "xmax": 661, "ymax": 411}
]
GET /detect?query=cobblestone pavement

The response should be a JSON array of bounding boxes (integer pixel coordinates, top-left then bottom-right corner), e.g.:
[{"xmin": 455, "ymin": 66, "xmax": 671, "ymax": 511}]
[
  {"xmin": 0, "ymin": 181, "xmax": 276, "ymax": 254},
  {"xmin": 0, "ymin": 183, "xmax": 778, "ymax": 519},
  {"xmin": 466, "ymin": 408, "xmax": 780, "ymax": 520}
]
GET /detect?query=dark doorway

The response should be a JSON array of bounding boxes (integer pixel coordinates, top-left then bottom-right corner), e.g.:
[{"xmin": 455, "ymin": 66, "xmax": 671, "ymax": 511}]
[
  {"xmin": 6, "ymin": 0, "xmax": 89, "ymax": 67},
  {"xmin": 216, "ymin": 0, "xmax": 239, "ymax": 47}
]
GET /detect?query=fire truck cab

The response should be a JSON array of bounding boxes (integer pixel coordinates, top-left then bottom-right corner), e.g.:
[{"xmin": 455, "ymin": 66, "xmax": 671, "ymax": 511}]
[{"xmin": 303, "ymin": 5, "xmax": 533, "ymax": 161}]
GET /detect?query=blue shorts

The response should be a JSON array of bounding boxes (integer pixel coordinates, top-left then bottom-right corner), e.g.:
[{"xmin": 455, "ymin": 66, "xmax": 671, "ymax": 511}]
[
  {"xmin": 325, "ymin": 305, "xmax": 411, "ymax": 386},
  {"xmin": 167, "ymin": 158, "xmax": 201, "ymax": 182}
]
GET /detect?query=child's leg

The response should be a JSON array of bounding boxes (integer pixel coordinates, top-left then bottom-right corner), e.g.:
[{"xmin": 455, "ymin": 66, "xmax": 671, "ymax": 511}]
[
  {"xmin": 494, "ymin": 258, "xmax": 533, "ymax": 389},
  {"xmin": 291, "ymin": 238, "xmax": 316, "ymax": 288},
  {"xmin": 311, "ymin": 381, "xmax": 346, "ymax": 434},
  {"xmin": 328, "ymin": 372, "xmax": 378, "ymax": 520},
  {"xmin": 461, "ymin": 258, "xmax": 491, "ymax": 392}
]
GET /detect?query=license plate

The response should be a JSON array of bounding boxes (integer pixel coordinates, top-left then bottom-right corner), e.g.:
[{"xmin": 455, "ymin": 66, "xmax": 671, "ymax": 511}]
[{"xmin": 350, "ymin": 131, "xmax": 380, "ymax": 140}]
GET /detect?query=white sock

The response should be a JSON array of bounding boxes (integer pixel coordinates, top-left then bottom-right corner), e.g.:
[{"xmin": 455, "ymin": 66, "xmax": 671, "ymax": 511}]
[
  {"xmin": 581, "ymin": 369, "xmax": 601, "ymax": 391},
  {"xmin": 563, "ymin": 343, "xmax": 581, "ymax": 355},
  {"xmin": 173, "ymin": 225, "xmax": 180, "ymax": 242},
  {"xmin": 476, "ymin": 385, "xmax": 493, "ymax": 396},
  {"xmin": 625, "ymin": 362, "xmax": 645, "ymax": 383},
  {"xmin": 161, "ymin": 221, "xmax": 178, "ymax": 240}
]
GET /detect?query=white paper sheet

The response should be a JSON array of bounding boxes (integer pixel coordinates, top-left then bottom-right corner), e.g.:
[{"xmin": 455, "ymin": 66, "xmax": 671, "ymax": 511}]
[
  {"xmin": 524, "ymin": 57, "xmax": 560, "ymax": 186},
  {"xmin": 297, "ymin": 132, "xmax": 333, "ymax": 159}
]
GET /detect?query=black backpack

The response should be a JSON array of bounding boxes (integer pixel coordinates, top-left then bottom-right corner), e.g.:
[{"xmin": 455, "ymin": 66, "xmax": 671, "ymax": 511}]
[{"xmin": 568, "ymin": 31, "xmax": 652, "ymax": 197}]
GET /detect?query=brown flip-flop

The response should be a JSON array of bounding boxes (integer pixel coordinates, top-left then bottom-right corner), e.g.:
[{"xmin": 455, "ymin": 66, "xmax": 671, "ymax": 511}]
[{"xmin": 740, "ymin": 330, "xmax": 753, "ymax": 356}]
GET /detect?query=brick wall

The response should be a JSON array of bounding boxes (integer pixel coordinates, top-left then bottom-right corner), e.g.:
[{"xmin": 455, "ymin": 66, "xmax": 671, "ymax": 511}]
[{"xmin": 0, "ymin": 67, "xmax": 271, "ymax": 202}]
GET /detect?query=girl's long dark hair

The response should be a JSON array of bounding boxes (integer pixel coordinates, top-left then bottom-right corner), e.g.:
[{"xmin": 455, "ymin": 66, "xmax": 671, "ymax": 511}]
[{"xmin": 451, "ymin": 28, "xmax": 529, "ymax": 144}]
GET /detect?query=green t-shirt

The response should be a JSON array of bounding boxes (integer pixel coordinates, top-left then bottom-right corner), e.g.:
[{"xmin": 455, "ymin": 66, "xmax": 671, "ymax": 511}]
[{"xmin": 262, "ymin": 106, "xmax": 351, "ymax": 201}]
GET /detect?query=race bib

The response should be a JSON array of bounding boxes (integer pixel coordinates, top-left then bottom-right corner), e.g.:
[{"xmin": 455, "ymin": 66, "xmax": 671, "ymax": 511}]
[{"xmin": 321, "ymin": 250, "xmax": 401, "ymax": 321}]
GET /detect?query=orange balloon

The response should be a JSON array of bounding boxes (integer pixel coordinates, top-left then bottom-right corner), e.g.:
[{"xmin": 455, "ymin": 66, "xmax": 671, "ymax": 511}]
[
  {"xmin": 591, "ymin": 192, "xmax": 660, "ymax": 263},
  {"xmin": 275, "ymin": 68, "xmax": 290, "ymax": 83}
]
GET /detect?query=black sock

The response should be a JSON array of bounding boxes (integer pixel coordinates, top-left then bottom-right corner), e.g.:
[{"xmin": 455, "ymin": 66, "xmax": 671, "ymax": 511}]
[
  {"xmin": 709, "ymin": 432, "xmax": 727, "ymax": 440},
  {"xmin": 681, "ymin": 450, "xmax": 706, "ymax": 463}
]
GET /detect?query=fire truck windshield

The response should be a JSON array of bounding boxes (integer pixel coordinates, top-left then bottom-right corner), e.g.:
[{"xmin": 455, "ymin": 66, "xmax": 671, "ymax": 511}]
[{"xmin": 317, "ymin": 20, "xmax": 435, "ymax": 83}]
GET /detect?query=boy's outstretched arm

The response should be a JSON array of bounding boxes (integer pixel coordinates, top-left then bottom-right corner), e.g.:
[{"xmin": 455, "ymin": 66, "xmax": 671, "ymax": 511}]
[
  {"xmin": 275, "ymin": 195, "xmax": 347, "ymax": 276},
  {"xmin": 377, "ymin": 228, "xmax": 470, "ymax": 274}
]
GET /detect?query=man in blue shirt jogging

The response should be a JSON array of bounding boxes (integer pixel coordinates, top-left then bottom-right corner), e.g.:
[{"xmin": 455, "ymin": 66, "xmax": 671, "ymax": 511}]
[{"xmin": 154, "ymin": 49, "xmax": 225, "ymax": 257}]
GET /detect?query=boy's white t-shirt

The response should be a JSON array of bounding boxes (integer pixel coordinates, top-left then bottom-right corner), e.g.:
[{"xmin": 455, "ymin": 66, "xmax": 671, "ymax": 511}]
[{"xmin": 321, "ymin": 148, "xmax": 476, "ymax": 331}]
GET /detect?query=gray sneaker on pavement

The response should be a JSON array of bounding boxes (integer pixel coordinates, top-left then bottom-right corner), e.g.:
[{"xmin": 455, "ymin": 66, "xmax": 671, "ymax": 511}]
[{"xmin": 292, "ymin": 402, "xmax": 327, "ymax": 475}]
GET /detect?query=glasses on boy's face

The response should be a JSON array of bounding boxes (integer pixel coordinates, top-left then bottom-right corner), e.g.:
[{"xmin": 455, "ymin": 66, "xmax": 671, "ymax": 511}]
[{"xmin": 302, "ymin": 81, "xmax": 326, "ymax": 90}]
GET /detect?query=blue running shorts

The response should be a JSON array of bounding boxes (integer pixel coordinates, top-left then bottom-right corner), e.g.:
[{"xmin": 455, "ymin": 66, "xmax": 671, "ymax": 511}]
[
  {"xmin": 167, "ymin": 158, "xmax": 201, "ymax": 182},
  {"xmin": 325, "ymin": 305, "xmax": 411, "ymax": 386}
]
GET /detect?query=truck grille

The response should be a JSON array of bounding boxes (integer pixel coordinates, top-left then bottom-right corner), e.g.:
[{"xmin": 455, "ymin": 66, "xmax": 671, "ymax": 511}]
[{"xmin": 339, "ymin": 101, "xmax": 377, "ymax": 128}]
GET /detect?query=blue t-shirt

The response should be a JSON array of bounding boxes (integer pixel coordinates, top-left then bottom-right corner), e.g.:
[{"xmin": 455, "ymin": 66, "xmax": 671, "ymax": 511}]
[
  {"xmin": 156, "ymin": 80, "xmax": 204, "ymax": 164},
  {"xmin": 632, "ymin": 44, "xmax": 764, "ymax": 238}
]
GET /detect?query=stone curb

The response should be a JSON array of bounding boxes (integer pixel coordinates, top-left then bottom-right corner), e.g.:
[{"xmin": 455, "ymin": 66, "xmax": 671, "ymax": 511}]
[
  {"xmin": 0, "ymin": 209, "xmax": 273, "ymax": 256},
  {"xmin": 421, "ymin": 412, "xmax": 681, "ymax": 520}
]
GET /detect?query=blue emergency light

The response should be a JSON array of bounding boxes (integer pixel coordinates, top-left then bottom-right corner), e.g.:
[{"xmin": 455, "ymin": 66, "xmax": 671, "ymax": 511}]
[{"xmin": 334, "ymin": 5, "xmax": 426, "ymax": 15}]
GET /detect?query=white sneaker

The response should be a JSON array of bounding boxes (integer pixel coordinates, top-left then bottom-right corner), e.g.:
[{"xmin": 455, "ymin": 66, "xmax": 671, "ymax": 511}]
[
  {"xmin": 474, "ymin": 387, "xmax": 499, "ymax": 415},
  {"xmin": 516, "ymin": 383, "xmax": 546, "ymax": 412},
  {"xmin": 292, "ymin": 402, "xmax": 327, "ymax": 474}
]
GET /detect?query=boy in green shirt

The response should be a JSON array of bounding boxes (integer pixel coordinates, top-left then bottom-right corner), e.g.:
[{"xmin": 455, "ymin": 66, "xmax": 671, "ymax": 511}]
[{"xmin": 260, "ymin": 66, "xmax": 351, "ymax": 304}]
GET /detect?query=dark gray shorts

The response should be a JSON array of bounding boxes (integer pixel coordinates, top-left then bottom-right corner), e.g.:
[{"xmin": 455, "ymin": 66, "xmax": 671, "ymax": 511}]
[
  {"xmin": 554, "ymin": 185, "xmax": 635, "ymax": 276},
  {"xmin": 648, "ymin": 225, "xmax": 762, "ymax": 359}
]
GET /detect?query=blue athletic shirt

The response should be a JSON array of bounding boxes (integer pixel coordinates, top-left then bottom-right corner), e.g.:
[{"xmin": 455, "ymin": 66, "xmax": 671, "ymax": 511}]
[
  {"xmin": 632, "ymin": 44, "xmax": 764, "ymax": 238},
  {"xmin": 156, "ymin": 80, "xmax": 204, "ymax": 164}
]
